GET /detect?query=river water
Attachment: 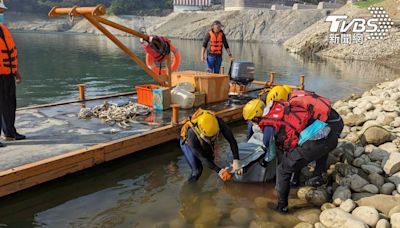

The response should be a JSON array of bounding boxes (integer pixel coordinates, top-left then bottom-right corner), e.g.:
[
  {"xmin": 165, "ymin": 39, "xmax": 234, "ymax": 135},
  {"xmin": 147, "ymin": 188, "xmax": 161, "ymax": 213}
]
[{"xmin": 0, "ymin": 32, "xmax": 398, "ymax": 227}]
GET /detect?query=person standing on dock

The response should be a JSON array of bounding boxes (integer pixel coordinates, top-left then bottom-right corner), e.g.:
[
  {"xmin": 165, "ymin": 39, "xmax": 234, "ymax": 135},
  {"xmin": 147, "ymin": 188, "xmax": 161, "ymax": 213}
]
[
  {"xmin": 0, "ymin": 0, "xmax": 25, "ymax": 147},
  {"xmin": 180, "ymin": 108, "xmax": 242, "ymax": 182},
  {"xmin": 201, "ymin": 20, "xmax": 233, "ymax": 74}
]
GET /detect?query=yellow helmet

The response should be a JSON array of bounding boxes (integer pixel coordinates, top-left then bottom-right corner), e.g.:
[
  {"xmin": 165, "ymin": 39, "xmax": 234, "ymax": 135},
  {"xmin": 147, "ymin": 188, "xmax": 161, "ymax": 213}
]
[
  {"xmin": 282, "ymin": 85, "xmax": 292, "ymax": 94},
  {"xmin": 195, "ymin": 111, "xmax": 220, "ymax": 137},
  {"xmin": 266, "ymin": 86, "xmax": 289, "ymax": 104},
  {"xmin": 243, "ymin": 99, "xmax": 266, "ymax": 121}
]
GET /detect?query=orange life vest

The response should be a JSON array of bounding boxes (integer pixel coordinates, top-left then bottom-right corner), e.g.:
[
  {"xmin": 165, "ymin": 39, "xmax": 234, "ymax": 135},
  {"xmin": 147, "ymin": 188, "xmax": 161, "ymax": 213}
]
[
  {"xmin": 259, "ymin": 101, "xmax": 311, "ymax": 152},
  {"xmin": 0, "ymin": 24, "xmax": 18, "ymax": 76},
  {"xmin": 209, "ymin": 31, "xmax": 223, "ymax": 55},
  {"xmin": 288, "ymin": 90, "xmax": 332, "ymax": 122}
]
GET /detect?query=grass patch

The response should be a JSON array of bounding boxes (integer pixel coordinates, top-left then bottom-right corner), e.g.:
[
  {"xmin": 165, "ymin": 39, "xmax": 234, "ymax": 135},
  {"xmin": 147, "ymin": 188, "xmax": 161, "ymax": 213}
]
[{"xmin": 354, "ymin": 0, "xmax": 385, "ymax": 7}]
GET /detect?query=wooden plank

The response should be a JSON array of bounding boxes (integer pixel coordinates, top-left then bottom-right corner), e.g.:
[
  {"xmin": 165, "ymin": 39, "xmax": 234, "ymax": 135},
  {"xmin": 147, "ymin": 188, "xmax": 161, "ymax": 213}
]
[{"xmin": 0, "ymin": 105, "xmax": 243, "ymax": 197}]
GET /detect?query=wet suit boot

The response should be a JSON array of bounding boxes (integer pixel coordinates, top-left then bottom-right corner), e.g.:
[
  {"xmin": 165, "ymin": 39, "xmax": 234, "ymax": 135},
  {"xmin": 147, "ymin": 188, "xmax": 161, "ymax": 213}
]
[{"xmin": 4, "ymin": 133, "xmax": 26, "ymax": 141}]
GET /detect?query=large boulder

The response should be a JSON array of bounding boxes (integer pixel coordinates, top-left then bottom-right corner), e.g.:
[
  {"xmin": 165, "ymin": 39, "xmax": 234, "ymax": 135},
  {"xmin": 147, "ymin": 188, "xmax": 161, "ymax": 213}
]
[
  {"xmin": 361, "ymin": 126, "xmax": 393, "ymax": 146},
  {"xmin": 375, "ymin": 219, "xmax": 390, "ymax": 228},
  {"xmin": 351, "ymin": 206, "xmax": 380, "ymax": 227},
  {"xmin": 319, "ymin": 208, "xmax": 367, "ymax": 228},
  {"xmin": 356, "ymin": 194, "xmax": 400, "ymax": 216},
  {"xmin": 296, "ymin": 209, "xmax": 321, "ymax": 224},
  {"xmin": 367, "ymin": 148, "xmax": 389, "ymax": 162},
  {"xmin": 391, "ymin": 213, "xmax": 400, "ymax": 228},
  {"xmin": 332, "ymin": 186, "xmax": 352, "ymax": 206},
  {"xmin": 305, "ymin": 188, "xmax": 330, "ymax": 206},
  {"xmin": 383, "ymin": 152, "xmax": 400, "ymax": 175},
  {"xmin": 382, "ymin": 100, "xmax": 398, "ymax": 112}
]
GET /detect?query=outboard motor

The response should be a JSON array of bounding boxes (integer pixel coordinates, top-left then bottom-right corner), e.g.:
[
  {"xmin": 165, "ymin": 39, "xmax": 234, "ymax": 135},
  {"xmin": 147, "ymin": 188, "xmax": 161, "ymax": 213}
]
[
  {"xmin": 229, "ymin": 60, "xmax": 255, "ymax": 104},
  {"xmin": 230, "ymin": 60, "xmax": 255, "ymax": 85}
]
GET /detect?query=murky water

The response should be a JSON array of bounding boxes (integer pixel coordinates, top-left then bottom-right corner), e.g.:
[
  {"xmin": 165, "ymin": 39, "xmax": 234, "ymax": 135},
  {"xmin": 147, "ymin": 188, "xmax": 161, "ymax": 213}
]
[{"xmin": 0, "ymin": 31, "xmax": 398, "ymax": 227}]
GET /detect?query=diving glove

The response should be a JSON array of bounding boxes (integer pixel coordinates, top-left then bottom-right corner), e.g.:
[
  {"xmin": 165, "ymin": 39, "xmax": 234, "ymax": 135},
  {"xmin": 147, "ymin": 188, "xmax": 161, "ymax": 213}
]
[
  {"xmin": 232, "ymin": 159, "xmax": 243, "ymax": 176},
  {"xmin": 218, "ymin": 168, "xmax": 232, "ymax": 181}
]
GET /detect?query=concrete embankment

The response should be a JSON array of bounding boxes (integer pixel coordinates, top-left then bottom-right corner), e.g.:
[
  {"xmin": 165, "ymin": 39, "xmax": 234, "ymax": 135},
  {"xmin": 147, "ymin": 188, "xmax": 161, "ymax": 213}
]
[
  {"xmin": 284, "ymin": 0, "xmax": 400, "ymax": 70},
  {"xmin": 293, "ymin": 78, "xmax": 400, "ymax": 227},
  {"xmin": 7, "ymin": 9, "xmax": 329, "ymax": 44}
]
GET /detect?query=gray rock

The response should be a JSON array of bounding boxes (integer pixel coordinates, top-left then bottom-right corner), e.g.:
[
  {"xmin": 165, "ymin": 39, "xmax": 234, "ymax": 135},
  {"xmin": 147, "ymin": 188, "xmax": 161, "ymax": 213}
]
[
  {"xmin": 297, "ymin": 186, "xmax": 315, "ymax": 201},
  {"xmin": 361, "ymin": 164, "xmax": 384, "ymax": 174},
  {"xmin": 350, "ymin": 174, "xmax": 370, "ymax": 192},
  {"xmin": 305, "ymin": 188, "xmax": 330, "ymax": 206},
  {"xmin": 340, "ymin": 199, "xmax": 357, "ymax": 213},
  {"xmin": 332, "ymin": 186, "xmax": 352, "ymax": 206},
  {"xmin": 387, "ymin": 171, "xmax": 400, "ymax": 190},
  {"xmin": 344, "ymin": 113, "xmax": 367, "ymax": 127},
  {"xmin": 354, "ymin": 147, "xmax": 365, "ymax": 158},
  {"xmin": 391, "ymin": 213, "xmax": 400, "ymax": 228},
  {"xmin": 368, "ymin": 148, "xmax": 389, "ymax": 162},
  {"xmin": 383, "ymin": 152, "xmax": 400, "ymax": 175},
  {"xmin": 362, "ymin": 184, "xmax": 379, "ymax": 194},
  {"xmin": 353, "ymin": 157, "xmax": 367, "ymax": 168},
  {"xmin": 375, "ymin": 219, "xmax": 390, "ymax": 228},
  {"xmin": 356, "ymin": 194, "xmax": 400, "ymax": 216},
  {"xmin": 368, "ymin": 173, "xmax": 385, "ymax": 187},
  {"xmin": 336, "ymin": 163, "xmax": 359, "ymax": 176},
  {"xmin": 352, "ymin": 206, "xmax": 380, "ymax": 227},
  {"xmin": 380, "ymin": 183, "xmax": 396, "ymax": 195},
  {"xmin": 319, "ymin": 208, "xmax": 368, "ymax": 228},
  {"xmin": 389, "ymin": 205, "xmax": 400, "ymax": 218},
  {"xmin": 351, "ymin": 193, "xmax": 375, "ymax": 201},
  {"xmin": 361, "ymin": 126, "xmax": 393, "ymax": 146}
]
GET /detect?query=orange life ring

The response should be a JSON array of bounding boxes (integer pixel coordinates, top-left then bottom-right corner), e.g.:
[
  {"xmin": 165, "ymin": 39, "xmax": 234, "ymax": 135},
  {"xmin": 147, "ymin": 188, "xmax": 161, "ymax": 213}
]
[{"xmin": 146, "ymin": 45, "xmax": 181, "ymax": 75}]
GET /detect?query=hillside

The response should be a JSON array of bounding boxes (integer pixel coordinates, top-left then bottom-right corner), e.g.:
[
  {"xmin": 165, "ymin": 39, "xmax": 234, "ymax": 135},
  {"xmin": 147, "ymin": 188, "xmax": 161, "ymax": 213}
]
[{"xmin": 283, "ymin": 0, "xmax": 400, "ymax": 69}]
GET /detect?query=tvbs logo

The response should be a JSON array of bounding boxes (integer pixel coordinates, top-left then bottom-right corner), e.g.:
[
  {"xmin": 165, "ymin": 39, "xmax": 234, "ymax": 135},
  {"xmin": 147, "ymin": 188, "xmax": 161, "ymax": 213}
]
[
  {"xmin": 326, "ymin": 16, "xmax": 379, "ymax": 33},
  {"xmin": 326, "ymin": 7, "xmax": 393, "ymax": 44}
]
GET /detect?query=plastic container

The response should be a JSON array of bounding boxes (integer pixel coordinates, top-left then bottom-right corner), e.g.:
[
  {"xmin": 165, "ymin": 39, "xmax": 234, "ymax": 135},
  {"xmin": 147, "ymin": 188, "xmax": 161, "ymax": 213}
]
[
  {"xmin": 135, "ymin": 84, "xmax": 159, "ymax": 107},
  {"xmin": 171, "ymin": 88, "xmax": 195, "ymax": 109},
  {"xmin": 175, "ymin": 82, "xmax": 195, "ymax": 93},
  {"xmin": 171, "ymin": 71, "xmax": 229, "ymax": 104}
]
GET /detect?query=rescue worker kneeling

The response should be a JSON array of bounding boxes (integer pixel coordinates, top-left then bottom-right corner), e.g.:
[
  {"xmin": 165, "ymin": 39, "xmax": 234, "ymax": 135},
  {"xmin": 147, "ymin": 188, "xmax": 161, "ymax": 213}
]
[
  {"xmin": 180, "ymin": 109, "xmax": 242, "ymax": 182},
  {"xmin": 258, "ymin": 85, "xmax": 343, "ymax": 213}
]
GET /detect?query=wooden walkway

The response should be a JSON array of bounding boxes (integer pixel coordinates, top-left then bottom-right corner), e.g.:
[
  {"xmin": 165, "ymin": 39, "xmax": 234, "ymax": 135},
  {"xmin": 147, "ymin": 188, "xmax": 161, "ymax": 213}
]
[{"xmin": 0, "ymin": 92, "xmax": 246, "ymax": 197}]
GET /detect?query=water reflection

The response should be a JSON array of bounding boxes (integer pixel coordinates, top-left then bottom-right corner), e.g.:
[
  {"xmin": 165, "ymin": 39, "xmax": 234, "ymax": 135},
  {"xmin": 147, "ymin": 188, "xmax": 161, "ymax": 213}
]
[{"xmin": 13, "ymin": 32, "xmax": 399, "ymax": 107}]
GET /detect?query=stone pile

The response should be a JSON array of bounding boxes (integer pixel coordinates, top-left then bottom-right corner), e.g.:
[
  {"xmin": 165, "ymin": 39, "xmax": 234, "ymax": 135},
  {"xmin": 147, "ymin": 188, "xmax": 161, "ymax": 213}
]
[{"xmin": 294, "ymin": 78, "xmax": 400, "ymax": 228}]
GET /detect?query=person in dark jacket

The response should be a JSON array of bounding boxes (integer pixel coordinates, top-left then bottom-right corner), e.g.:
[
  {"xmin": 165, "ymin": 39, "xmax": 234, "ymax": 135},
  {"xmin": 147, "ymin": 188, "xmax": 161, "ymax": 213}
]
[
  {"xmin": 201, "ymin": 20, "xmax": 233, "ymax": 74},
  {"xmin": 180, "ymin": 109, "xmax": 242, "ymax": 182}
]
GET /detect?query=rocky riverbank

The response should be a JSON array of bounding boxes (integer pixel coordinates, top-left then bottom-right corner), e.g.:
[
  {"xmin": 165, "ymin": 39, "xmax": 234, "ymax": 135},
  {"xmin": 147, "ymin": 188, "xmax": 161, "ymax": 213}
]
[
  {"xmin": 7, "ymin": 9, "xmax": 328, "ymax": 43},
  {"xmin": 284, "ymin": 0, "xmax": 400, "ymax": 70},
  {"xmin": 292, "ymin": 78, "xmax": 400, "ymax": 228}
]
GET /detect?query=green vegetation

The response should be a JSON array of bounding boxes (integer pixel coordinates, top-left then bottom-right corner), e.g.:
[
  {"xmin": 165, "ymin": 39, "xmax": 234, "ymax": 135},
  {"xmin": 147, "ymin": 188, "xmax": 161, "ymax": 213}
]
[
  {"xmin": 4, "ymin": 0, "xmax": 173, "ymax": 15},
  {"xmin": 354, "ymin": 0, "xmax": 385, "ymax": 8}
]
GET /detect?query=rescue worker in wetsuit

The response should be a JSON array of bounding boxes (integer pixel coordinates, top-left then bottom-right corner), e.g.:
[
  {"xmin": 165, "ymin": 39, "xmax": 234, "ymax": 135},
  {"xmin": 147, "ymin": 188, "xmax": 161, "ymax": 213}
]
[
  {"xmin": 263, "ymin": 86, "xmax": 343, "ymax": 213},
  {"xmin": 201, "ymin": 20, "xmax": 233, "ymax": 74},
  {"xmin": 0, "ymin": 1, "xmax": 25, "ymax": 148},
  {"xmin": 180, "ymin": 108, "xmax": 242, "ymax": 182}
]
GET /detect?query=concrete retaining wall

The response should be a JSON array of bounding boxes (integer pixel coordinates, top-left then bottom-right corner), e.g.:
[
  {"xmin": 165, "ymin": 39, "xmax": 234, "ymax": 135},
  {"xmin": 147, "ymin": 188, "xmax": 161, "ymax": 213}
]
[
  {"xmin": 292, "ymin": 3, "xmax": 317, "ymax": 10},
  {"xmin": 271, "ymin": 4, "xmax": 292, "ymax": 10},
  {"xmin": 174, "ymin": 5, "xmax": 203, "ymax": 11},
  {"xmin": 225, "ymin": 0, "xmax": 295, "ymax": 11},
  {"xmin": 317, "ymin": 2, "xmax": 343, "ymax": 9}
]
